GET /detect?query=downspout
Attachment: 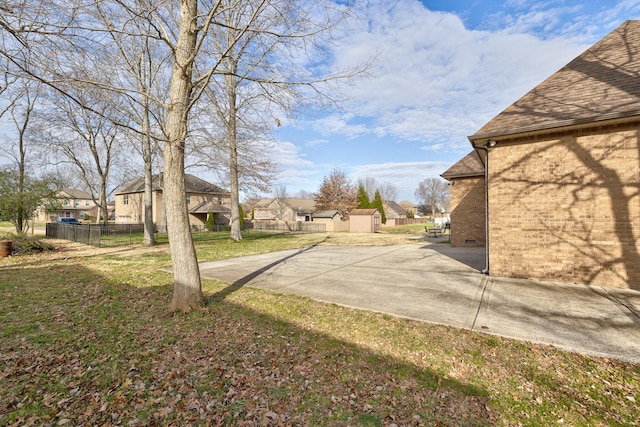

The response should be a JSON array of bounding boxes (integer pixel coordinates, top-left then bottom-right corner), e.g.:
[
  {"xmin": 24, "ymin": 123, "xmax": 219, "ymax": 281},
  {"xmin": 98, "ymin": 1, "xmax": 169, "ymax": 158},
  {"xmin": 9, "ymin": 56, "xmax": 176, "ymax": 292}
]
[{"xmin": 476, "ymin": 139, "xmax": 496, "ymax": 275}]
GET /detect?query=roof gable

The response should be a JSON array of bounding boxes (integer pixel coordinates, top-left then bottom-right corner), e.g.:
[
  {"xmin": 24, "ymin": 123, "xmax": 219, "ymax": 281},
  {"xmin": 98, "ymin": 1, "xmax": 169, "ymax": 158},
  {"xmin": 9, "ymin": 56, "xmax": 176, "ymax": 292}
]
[
  {"xmin": 116, "ymin": 173, "xmax": 227, "ymax": 195},
  {"xmin": 384, "ymin": 201, "xmax": 405, "ymax": 216},
  {"xmin": 441, "ymin": 151, "xmax": 484, "ymax": 179},
  {"xmin": 350, "ymin": 208, "xmax": 379, "ymax": 216},
  {"xmin": 313, "ymin": 210, "xmax": 341, "ymax": 218},
  {"xmin": 470, "ymin": 20, "xmax": 640, "ymax": 141},
  {"xmin": 398, "ymin": 201, "xmax": 417, "ymax": 209},
  {"xmin": 273, "ymin": 198, "xmax": 316, "ymax": 213},
  {"xmin": 58, "ymin": 188, "xmax": 93, "ymax": 200}
]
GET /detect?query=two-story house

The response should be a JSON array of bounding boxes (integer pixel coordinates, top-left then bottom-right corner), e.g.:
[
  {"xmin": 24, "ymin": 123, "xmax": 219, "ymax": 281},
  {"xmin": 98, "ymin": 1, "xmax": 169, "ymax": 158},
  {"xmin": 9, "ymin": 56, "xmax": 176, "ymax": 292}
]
[
  {"xmin": 36, "ymin": 188, "xmax": 97, "ymax": 222},
  {"xmin": 115, "ymin": 173, "xmax": 231, "ymax": 229}
]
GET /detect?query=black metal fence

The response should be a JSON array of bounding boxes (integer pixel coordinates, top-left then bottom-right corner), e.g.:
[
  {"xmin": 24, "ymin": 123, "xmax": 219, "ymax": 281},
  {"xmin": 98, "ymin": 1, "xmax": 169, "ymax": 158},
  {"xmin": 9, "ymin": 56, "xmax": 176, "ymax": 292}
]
[
  {"xmin": 46, "ymin": 220, "xmax": 327, "ymax": 247},
  {"xmin": 46, "ymin": 223, "xmax": 145, "ymax": 247}
]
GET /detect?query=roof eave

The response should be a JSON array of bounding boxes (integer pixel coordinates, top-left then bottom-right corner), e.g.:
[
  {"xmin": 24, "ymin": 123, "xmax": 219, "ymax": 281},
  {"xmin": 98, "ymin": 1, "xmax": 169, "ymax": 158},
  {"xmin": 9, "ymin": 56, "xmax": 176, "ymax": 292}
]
[
  {"xmin": 441, "ymin": 171, "xmax": 484, "ymax": 180},
  {"xmin": 468, "ymin": 112, "xmax": 640, "ymax": 145}
]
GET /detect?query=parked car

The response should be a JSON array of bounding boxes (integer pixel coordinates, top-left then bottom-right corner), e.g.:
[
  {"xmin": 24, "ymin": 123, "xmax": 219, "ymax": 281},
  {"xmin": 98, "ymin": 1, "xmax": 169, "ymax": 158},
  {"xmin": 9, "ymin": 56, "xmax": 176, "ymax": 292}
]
[{"xmin": 55, "ymin": 217, "xmax": 81, "ymax": 225}]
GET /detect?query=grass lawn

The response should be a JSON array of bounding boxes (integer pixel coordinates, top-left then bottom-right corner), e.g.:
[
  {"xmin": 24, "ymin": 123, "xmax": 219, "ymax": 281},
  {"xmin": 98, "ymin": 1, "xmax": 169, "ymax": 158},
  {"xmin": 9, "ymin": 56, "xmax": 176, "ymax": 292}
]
[{"xmin": 1, "ymin": 230, "xmax": 638, "ymax": 426}]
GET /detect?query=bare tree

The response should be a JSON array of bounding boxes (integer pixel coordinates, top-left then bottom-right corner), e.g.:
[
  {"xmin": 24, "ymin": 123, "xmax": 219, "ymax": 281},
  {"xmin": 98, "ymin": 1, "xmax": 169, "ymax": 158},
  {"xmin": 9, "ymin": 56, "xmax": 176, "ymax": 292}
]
[
  {"xmin": 270, "ymin": 184, "xmax": 290, "ymax": 220},
  {"xmin": 0, "ymin": 77, "xmax": 41, "ymax": 232},
  {"xmin": 293, "ymin": 189, "xmax": 314, "ymax": 199},
  {"xmin": 379, "ymin": 182, "xmax": 399, "ymax": 203},
  {"xmin": 38, "ymin": 83, "xmax": 127, "ymax": 224},
  {"xmin": 314, "ymin": 169, "xmax": 357, "ymax": 218},
  {"xmin": 357, "ymin": 177, "xmax": 378, "ymax": 200},
  {"xmin": 0, "ymin": 0, "xmax": 367, "ymax": 311},
  {"xmin": 415, "ymin": 178, "xmax": 448, "ymax": 217},
  {"xmin": 94, "ymin": 4, "xmax": 172, "ymax": 245},
  {"xmin": 357, "ymin": 177, "xmax": 399, "ymax": 202},
  {"xmin": 194, "ymin": 0, "xmax": 368, "ymax": 241}
]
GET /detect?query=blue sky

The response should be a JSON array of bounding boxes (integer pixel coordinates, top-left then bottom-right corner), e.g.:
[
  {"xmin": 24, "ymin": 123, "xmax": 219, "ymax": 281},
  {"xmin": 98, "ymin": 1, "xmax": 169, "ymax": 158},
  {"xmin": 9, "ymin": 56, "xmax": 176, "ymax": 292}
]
[
  {"xmin": 267, "ymin": 0, "xmax": 640, "ymax": 202},
  {"xmin": 2, "ymin": 1, "xmax": 640, "ymax": 202}
]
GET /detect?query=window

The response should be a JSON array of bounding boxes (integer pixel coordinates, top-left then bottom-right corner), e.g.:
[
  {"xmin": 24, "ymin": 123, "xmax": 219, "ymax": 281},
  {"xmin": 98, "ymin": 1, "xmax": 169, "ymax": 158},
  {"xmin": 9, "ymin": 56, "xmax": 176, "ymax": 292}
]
[
  {"xmin": 186, "ymin": 194, "xmax": 191, "ymax": 204},
  {"xmin": 217, "ymin": 196, "xmax": 222, "ymax": 204},
  {"xmin": 75, "ymin": 201, "xmax": 79, "ymax": 206},
  {"xmin": 123, "ymin": 194, "xmax": 129, "ymax": 205},
  {"xmin": 62, "ymin": 199, "xmax": 69, "ymax": 206},
  {"xmin": 85, "ymin": 201, "xmax": 90, "ymax": 206}
]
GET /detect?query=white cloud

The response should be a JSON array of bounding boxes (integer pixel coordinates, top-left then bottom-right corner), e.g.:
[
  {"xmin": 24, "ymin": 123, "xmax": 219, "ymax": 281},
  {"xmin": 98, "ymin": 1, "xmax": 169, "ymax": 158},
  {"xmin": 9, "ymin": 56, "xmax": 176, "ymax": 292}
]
[
  {"xmin": 268, "ymin": 0, "xmax": 640, "ymax": 200},
  {"xmin": 319, "ymin": 0, "xmax": 592, "ymax": 150},
  {"xmin": 350, "ymin": 161, "xmax": 451, "ymax": 202},
  {"xmin": 311, "ymin": 113, "xmax": 370, "ymax": 139},
  {"xmin": 263, "ymin": 139, "xmax": 323, "ymax": 192}
]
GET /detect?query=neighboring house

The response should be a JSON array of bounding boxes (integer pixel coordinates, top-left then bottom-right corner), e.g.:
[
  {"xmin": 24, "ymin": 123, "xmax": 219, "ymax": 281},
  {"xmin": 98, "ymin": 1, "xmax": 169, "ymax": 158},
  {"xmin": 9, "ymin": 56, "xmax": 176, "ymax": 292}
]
[
  {"xmin": 383, "ymin": 200, "xmax": 408, "ymax": 219},
  {"xmin": 115, "ymin": 173, "xmax": 231, "ymax": 229},
  {"xmin": 349, "ymin": 209, "xmax": 381, "ymax": 233},
  {"xmin": 398, "ymin": 201, "xmax": 418, "ymax": 217},
  {"xmin": 444, "ymin": 20, "xmax": 640, "ymax": 290},
  {"xmin": 440, "ymin": 151, "xmax": 485, "ymax": 247},
  {"xmin": 312, "ymin": 210, "xmax": 343, "ymax": 223},
  {"xmin": 36, "ymin": 188, "xmax": 97, "ymax": 222},
  {"xmin": 253, "ymin": 198, "xmax": 316, "ymax": 222}
]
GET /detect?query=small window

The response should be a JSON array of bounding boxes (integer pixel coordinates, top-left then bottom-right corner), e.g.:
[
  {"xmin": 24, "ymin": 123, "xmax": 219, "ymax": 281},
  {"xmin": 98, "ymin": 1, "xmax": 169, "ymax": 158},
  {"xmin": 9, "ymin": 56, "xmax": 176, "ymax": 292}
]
[
  {"xmin": 85, "ymin": 201, "xmax": 89, "ymax": 206},
  {"xmin": 74, "ymin": 201, "xmax": 79, "ymax": 206},
  {"xmin": 62, "ymin": 199, "xmax": 69, "ymax": 206},
  {"xmin": 217, "ymin": 196, "xmax": 222, "ymax": 204},
  {"xmin": 123, "ymin": 194, "xmax": 129, "ymax": 205},
  {"xmin": 186, "ymin": 194, "xmax": 191, "ymax": 204}
]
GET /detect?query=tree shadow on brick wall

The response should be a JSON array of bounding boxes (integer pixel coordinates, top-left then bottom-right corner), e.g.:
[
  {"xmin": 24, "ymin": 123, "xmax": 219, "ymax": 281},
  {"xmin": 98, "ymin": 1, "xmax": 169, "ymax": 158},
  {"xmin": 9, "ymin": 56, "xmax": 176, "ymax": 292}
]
[
  {"xmin": 491, "ymin": 132, "xmax": 639, "ymax": 290},
  {"xmin": 485, "ymin": 22, "xmax": 640, "ymax": 290}
]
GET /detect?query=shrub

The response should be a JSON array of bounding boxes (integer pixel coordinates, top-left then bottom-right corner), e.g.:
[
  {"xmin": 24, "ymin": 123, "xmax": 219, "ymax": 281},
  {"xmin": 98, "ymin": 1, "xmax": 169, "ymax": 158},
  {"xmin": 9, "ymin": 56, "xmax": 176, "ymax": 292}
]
[
  {"xmin": 0, "ymin": 233, "xmax": 53, "ymax": 255},
  {"xmin": 205, "ymin": 213, "xmax": 215, "ymax": 231}
]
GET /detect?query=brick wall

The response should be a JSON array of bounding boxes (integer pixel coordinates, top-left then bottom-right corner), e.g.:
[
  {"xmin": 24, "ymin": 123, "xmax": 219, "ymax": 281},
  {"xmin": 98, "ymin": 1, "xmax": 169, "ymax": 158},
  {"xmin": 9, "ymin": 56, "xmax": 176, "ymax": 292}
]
[
  {"xmin": 488, "ymin": 123, "xmax": 640, "ymax": 289},
  {"xmin": 449, "ymin": 175, "xmax": 486, "ymax": 247}
]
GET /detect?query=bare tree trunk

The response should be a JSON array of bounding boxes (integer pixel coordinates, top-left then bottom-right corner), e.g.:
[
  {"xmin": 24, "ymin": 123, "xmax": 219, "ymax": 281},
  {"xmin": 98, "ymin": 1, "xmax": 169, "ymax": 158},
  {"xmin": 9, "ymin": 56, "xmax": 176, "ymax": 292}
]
[
  {"xmin": 142, "ymin": 99, "xmax": 156, "ymax": 245},
  {"xmin": 227, "ymin": 73, "xmax": 242, "ymax": 241},
  {"xmin": 165, "ymin": 0, "xmax": 203, "ymax": 312},
  {"xmin": 100, "ymin": 178, "xmax": 108, "ymax": 224}
]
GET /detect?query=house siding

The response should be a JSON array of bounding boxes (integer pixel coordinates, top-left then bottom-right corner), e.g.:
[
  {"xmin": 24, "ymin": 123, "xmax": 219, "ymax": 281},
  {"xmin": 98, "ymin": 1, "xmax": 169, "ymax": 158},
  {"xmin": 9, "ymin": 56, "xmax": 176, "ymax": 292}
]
[
  {"xmin": 488, "ymin": 123, "xmax": 640, "ymax": 289},
  {"xmin": 449, "ymin": 176, "xmax": 486, "ymax": 247}
]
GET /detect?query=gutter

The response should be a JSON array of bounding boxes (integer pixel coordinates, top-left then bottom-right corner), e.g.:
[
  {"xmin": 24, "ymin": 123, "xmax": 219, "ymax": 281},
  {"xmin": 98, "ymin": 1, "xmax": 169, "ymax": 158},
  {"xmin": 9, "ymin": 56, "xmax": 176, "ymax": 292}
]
[{"xmin": 474, "ymin": 139, "xmax": 496, "ymax": 275}]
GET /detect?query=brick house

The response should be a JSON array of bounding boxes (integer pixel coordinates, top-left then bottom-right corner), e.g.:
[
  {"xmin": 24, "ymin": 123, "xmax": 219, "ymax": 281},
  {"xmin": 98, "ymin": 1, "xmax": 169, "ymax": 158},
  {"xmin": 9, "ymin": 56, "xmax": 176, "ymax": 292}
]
[
  {"xmin": 383, "ymin": 200, "xmax": 409, "ymax": 220},
  {"xmin": 398, "ymin": 201, "xmax": 418, "ymax": 217},
  {"xmin": 443, "ymin": 20, "xmax": 640, "ymax": 290},
  {"xmin": 440, "ymin": 151, "xmax": 485, "ymax": 248},
  {"xmin": 115, "ymin": 173, "xmax": 230, "ymax": 229},
  {"xmin": 312, "ymin": 210, "xmax": 343, "ymax": 223},
  {"xmin": 252, "ymin": 198, "xmax": 316, "ymax": 222},
  {"xmin": 36, "ymin": 188, "xmax": 97, "ymax": 222}
]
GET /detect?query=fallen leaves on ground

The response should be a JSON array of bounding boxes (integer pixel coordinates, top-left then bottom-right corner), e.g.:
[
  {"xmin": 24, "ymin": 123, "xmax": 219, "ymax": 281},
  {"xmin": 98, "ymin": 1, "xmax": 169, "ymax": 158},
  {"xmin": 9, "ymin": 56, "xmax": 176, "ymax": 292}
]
[{"xmin": 1, "ymin": 238, "xmax": 638, "ymax": 426}]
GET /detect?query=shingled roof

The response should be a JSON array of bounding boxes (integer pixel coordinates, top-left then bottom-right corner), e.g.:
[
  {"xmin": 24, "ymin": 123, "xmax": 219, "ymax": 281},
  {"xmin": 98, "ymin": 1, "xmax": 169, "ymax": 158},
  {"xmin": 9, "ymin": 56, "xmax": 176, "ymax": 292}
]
[
  {"xmin": 116, "ymin": 173, "xmax": 228, "ymax": 195},
  {"xmin": 441, "ymin": 151, "xmax": 484, "ymax": 179},
  {"xmin": 59, "ymin": 188, "xmax": 93, "ymax": 199},
  {"xmin": 469, "ymin": 20, "xmax": 640, "ymax": 141}
]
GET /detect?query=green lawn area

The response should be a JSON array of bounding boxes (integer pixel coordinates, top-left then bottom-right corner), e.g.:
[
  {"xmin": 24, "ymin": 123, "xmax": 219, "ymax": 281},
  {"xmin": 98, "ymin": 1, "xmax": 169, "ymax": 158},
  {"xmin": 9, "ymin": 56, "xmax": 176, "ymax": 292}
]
[{"xmin": 0, "ymin": 231, "xmax": 638, "ymax": 426}]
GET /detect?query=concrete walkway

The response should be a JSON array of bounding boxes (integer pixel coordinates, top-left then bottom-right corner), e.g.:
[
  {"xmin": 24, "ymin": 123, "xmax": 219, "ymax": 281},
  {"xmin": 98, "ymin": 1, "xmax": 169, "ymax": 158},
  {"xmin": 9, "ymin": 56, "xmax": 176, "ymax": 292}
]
[{"xmin": 198, "ymin": 241, "xmax": 640, "ymax": 363}]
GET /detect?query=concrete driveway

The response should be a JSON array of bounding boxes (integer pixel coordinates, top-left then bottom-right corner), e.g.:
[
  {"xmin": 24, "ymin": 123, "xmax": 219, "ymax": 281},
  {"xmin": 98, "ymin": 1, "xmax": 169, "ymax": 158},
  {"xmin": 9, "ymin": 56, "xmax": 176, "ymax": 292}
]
[{"xmin": 198, "ymin": 241, "xmax": 640, "ymax": 363}]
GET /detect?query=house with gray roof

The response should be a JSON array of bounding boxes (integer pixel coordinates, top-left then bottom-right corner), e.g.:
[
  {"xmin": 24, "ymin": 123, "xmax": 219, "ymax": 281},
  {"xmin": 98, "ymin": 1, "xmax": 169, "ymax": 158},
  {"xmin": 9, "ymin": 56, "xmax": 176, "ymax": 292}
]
[
  {"xmin": 253, "ymin": 198, "xmax": 316, "ymax": 222},
  {"xmin": 312, "ymin": 210, "xmax": 342, "ymax": 222},
  {"xmin": 443, "ymin": 20, "xmax": 640, "ymax": 290},
  {"xmin": 36, "ymin": 188, "xmax": 98, "ymax": 222},
  {"xmin": 114, "ymin": 173, "xmax": 230, "ymax": 229},
  {"xmin": 383, "ymin": 200, "xmax": 410, "ymax": 219}
]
